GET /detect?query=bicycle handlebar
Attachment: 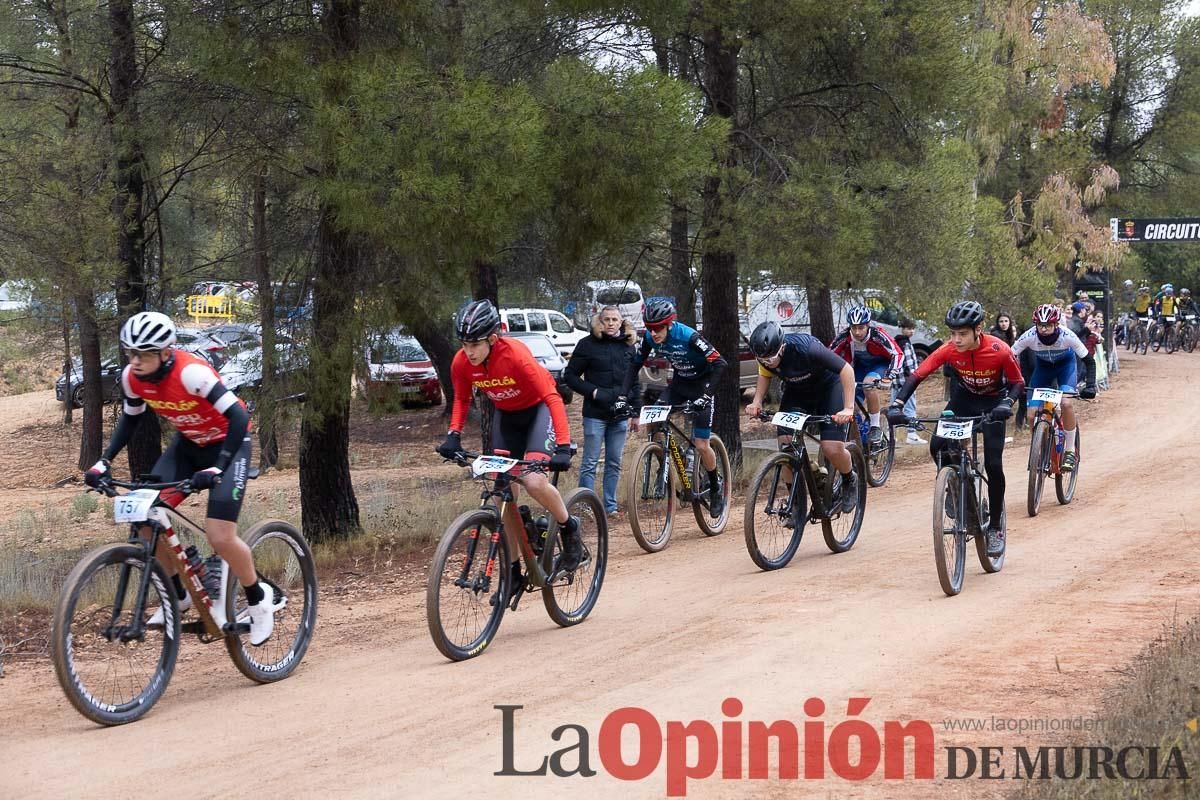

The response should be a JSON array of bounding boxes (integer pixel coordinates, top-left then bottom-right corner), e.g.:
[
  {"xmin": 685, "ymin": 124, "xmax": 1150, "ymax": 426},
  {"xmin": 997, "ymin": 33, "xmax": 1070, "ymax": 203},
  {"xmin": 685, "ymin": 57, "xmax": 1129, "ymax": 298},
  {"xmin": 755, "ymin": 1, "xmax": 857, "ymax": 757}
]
[
  {"xmin": 444, "ymin": 450, "xmax": 556, "ymax": 473},
  {"xmin": 89, "ymin": 476, "xmax": 193, "ymax": 497},
  {"xmin": 754, "ymin": 409, "xmax": 836, "ymax": 425}
]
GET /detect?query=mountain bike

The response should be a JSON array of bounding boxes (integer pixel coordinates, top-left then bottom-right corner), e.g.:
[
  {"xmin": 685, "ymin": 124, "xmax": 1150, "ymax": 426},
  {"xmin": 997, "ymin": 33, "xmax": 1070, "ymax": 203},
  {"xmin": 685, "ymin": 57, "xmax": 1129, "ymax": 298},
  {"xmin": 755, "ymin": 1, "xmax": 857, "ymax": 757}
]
[
  {"xmin": 426, "ymin": 450, "xmax": 607, "ymax": 661},
  {"xmin": 1025, "ymin": 388, "xmax": 1082, "ymax": 516},
  {"xmin": 907, "ymin": 411, "xmax": 1004, "ymax": 597},
  {"xmin": 1181, "ymin": 313, "xmax": 1198, "ymax": 353},
  {"xmin": 1128, "ymin": 316, "xmax": 1150, "ymax": 354},
  {"xmin": 1149, "ymin": 318, "xmax": 1165, "ymax": 352},
  {"xmin": 743, "ymin": 410, "xmax": 867, "ymax": 570},
  {"xmin": 625, "ymin": 402, "xmax": 732, "ymax": 553},
  {"xmin": 51, "ymin": 474, "xmax": 318, "ymax": 725},
  {"xmin": 851, "ymin": 379, "xmax": 896, "ymax": 487}
]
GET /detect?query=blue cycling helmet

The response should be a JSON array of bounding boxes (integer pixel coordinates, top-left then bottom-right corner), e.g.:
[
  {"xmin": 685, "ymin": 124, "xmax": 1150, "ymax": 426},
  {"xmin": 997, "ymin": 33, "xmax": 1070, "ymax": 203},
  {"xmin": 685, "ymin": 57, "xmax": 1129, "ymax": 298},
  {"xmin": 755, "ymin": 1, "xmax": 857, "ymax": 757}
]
[{"xmin": 846, "ymin": 306, "xmax": 872, "ymax": 325}]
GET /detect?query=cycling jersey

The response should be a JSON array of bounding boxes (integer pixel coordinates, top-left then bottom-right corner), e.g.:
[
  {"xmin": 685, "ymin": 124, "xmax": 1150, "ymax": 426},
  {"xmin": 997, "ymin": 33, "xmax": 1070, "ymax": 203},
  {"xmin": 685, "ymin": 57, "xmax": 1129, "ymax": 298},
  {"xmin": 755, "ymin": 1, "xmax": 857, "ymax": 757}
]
[
  {"xmin": 1134, "ymin": 293, "xmax": 1152, "ymax": 314},
  {"xmin": 757, "ymin": 333, "xmax": 846, "ymax": 389},
  {"xmin": 1010, "ymin": 326, "xmax": 1088, "ymax": 365},
  {"xmin": 1159, "ymin": 296, "xmax": 1178, "ymax": 316},
  {"xmin": 448, "ymin": 337, "xmax": 570, "ymax": 446},
  {"xmin": 122, "ymin": 350, "xmax": 248, "ymax": 446},
  {"xmin": 905, "ymin": 334, "xmax": 1023, "ymax": 399},
  {"xmin": 629, "ymin": 322, "xmax": 726, "ymax": 388},
  {"xmin": 829, "ymin": 326, "xmax": 903, "ymax": 378}
]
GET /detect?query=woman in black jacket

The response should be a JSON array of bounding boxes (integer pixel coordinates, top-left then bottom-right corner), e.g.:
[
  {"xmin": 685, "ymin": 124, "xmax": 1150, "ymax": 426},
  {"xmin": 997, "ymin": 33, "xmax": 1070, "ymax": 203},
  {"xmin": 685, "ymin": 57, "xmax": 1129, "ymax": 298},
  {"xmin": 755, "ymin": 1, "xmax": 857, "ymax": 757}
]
[{"xmin": 564, "ymin": 306, "xmax": 640, "ymax": 514}]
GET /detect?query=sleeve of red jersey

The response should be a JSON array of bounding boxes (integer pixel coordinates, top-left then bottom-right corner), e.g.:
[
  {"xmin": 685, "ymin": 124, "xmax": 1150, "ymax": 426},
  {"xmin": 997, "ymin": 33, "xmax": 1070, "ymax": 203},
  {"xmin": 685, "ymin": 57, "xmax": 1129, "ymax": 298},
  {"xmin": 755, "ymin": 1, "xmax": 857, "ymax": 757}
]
[
  {"xmin": 913, "ymin": 341, "xmax": 950, "ymax": 381},
  {"xmin": 447, "ymin": 351, "xmax": 474, "ymax": 434},
  {"xmin": 875, "ymin": 329, "xmax": 903, "ymax": 376},
  {"xmin": 521, "ymin": 350, "xmax": 571, "ymax": 446}
]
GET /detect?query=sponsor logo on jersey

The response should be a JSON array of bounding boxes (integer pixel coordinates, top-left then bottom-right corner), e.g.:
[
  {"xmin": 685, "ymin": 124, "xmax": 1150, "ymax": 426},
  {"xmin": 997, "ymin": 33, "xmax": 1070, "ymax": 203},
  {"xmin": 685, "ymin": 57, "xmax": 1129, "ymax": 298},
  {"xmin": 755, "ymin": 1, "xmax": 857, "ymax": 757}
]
[
  {"xmin": 146, "ymin": 398, "xmax": 200, "ymax": 412},
  {"xmin": 473, "ymin": 376, "xmax": 518, "ymax": 389}
]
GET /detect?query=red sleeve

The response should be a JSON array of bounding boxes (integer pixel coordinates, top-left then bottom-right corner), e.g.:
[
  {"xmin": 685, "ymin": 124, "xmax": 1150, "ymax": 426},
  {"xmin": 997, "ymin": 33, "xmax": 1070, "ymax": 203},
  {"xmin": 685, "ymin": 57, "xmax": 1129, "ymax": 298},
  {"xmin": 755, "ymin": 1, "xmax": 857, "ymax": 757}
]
[
  {"xmin": 448, "ymin": 350, "xmax": 473, "ymax": 434},
  {"xmin": 913, "ymin": 342, "xmax": 951, "ymax": 381},
  {"xmin": 518, "ymin": 348, "xmax": 571, "ymax": 446},
  {"xmin": 829, "ymin": 332, "xmax": 850, "ymax": 361}
]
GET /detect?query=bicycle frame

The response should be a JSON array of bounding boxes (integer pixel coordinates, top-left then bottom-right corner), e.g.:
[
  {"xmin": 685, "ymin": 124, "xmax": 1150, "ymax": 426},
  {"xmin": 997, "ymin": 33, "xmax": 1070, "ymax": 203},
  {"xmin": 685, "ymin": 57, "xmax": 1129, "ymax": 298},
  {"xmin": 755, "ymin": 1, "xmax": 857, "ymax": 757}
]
[
  {"xmin": 99, "ymin": 479, "xmax": 247, "ymax": 642},
  {"xmin": 643, "ymin": 406, "xmax": 699, "ymax": 498},
  {"xmin": 1028, "ymin": 390, "xmax": 1076, "ymax": 476},
  {"xmin": 765, "ymin": 414, "xmax": 837, "ymax": 523},
  {"xmin": 919, "ymin": 415, "xmax": 989, "ymax": 535}
]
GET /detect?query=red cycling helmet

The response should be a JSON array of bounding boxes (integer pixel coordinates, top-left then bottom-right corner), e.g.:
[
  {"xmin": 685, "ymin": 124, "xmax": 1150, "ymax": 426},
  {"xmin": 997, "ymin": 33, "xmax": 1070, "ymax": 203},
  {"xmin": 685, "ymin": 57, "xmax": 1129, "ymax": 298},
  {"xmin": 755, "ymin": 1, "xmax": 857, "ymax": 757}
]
[{"xmin": 1032, "ymin": 303, "xmax": 1060, "ymax": 325}]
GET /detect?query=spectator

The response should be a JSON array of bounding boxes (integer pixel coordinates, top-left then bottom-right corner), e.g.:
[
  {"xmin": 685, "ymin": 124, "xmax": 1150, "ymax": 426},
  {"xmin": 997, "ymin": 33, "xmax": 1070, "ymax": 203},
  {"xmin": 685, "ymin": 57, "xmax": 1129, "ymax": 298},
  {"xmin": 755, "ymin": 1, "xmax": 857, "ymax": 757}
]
[
  {"xmin": 892, "ymin": 319, "xmax": 925, "ymax": 444},
  {"xmin": 564, "ymin": 306, "xmax": 640, "ymax": 516},
  {"xmin": 990, "ymin": 313, "xmax": 1016, "ymax": 345}
]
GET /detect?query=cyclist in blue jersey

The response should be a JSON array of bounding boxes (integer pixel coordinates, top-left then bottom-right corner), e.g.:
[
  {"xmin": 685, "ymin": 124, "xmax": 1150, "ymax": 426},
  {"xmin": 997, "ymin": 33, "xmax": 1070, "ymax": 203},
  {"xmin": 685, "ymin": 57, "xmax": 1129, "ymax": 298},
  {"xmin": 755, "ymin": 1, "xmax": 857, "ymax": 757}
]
[
  {"xmin": 621, "ymin": 299, "xmax": 728, "ymax": 518},
  {"xmin": 745, "ymin": 321, "xmax": 859, "ymax": 514},
  {"xmin": 1011, "ymin": 304, "xmax": 1088, "ymax": 472}
]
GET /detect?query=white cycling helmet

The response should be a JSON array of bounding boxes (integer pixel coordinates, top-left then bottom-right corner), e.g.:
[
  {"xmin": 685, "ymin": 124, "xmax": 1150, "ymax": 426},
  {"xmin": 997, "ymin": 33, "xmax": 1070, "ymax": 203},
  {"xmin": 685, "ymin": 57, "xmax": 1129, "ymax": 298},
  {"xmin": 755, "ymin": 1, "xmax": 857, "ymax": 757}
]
[{"xmin": 120, "ymin": 311, "xmax": 176, "ymax": 351}]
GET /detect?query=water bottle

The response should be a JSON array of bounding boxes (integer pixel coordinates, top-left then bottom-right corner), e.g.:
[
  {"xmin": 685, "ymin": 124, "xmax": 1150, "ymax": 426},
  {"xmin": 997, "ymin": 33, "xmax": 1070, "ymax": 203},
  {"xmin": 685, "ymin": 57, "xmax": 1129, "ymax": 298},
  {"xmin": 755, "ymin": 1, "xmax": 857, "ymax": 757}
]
[
  {"xmin": 518, "ymin": 505, "xmax": 537, "ymax": 545},
  {"xmin": 183, "ymin": 545, "xmax": 208, "ymax": 596},
  {"xmin": 1056, "ymin": 428, "xmax": 1065, "ymax": 454},
  {"xmin": 684, "ymin": 447, "xmax": 696, "ymax": 478}
]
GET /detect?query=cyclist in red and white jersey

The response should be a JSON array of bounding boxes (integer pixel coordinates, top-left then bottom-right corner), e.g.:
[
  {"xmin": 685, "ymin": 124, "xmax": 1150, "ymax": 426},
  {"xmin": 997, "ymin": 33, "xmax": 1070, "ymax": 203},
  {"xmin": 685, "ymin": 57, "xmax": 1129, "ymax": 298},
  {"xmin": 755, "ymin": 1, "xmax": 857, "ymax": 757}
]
[
  {"xmin": 888, "ymin": 301, "xmax": 1024, "ymax": 557},
  {"xmin": 83, "ymin": 312, "xmax": 283, "ymax": 645},
  {"xmin": 437, "ymin": 300, "xmax": 583, "ymax": 602}
]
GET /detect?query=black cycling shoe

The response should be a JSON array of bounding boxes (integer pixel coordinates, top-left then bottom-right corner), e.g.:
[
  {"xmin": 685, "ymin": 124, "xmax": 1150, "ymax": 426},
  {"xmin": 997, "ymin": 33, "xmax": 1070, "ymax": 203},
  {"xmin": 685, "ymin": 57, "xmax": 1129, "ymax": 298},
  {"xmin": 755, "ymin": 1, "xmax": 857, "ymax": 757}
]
[
  {"xmin": 985, "ymin": 526, "xmax": 1005, "ymax": 557},
  {"xmin": 708, "ymin": 475, "xmax": 726, "ymax": 518},
  {"xmin": 492, "ymin": 561, "xmax": 524, "ymax": 607},
  {"xmin": 837, "ymin": 471, "xmax": 858, "ymax": 515},
  {"xmin": 557, "ymin": 517, "xmax": 584, "ymax": 572}
]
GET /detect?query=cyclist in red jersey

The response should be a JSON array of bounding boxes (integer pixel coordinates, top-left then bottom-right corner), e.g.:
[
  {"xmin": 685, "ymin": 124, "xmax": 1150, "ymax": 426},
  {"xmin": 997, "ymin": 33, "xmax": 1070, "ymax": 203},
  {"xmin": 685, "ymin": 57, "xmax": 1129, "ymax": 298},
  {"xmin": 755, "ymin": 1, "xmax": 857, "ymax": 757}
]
[
  {"xmin": 83, "ymin": 312, "xmax": 284, "ymax": 645},
  {"xmin": 437, "ymin": 300, "xmax": 583, "ymax": 601},
  {"xmin": 888, "ymin": 301, "xmax": 1024, "ymax": 557}
]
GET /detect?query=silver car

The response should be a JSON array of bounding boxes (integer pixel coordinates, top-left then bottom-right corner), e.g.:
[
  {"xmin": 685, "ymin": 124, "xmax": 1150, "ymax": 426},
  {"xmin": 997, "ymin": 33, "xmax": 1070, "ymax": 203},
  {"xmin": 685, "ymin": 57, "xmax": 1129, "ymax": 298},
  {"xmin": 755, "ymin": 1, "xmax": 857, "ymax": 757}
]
[{"xmin": 504, "ymin": 332, "xmax": 574, "ymax": 404}]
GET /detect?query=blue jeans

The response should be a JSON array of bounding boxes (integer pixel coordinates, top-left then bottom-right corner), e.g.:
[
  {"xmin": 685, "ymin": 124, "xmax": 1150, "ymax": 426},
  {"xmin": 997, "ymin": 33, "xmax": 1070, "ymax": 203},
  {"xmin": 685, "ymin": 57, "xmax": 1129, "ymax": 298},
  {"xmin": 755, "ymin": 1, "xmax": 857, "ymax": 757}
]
[{"xmin": 580, "ymin": 416, "xmax": 629, "ymax": 513}]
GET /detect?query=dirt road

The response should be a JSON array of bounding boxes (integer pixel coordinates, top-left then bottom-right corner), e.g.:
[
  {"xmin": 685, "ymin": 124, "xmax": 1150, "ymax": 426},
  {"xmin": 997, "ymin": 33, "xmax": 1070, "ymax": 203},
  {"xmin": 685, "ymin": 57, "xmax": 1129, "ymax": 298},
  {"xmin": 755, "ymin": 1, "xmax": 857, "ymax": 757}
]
[{"xmin": 3, "ymin": 352, "xmax": 1198, "ymax": 799}]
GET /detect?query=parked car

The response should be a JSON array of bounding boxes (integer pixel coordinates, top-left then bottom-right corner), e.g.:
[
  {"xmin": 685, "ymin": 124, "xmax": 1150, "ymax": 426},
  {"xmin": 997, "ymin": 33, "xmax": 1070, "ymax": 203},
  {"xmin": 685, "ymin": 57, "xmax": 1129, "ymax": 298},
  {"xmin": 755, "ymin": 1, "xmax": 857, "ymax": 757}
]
[
  {"xmin": 639, "ymin": 338, "xmax": 760, "ymax": 405},
  {"xmin": 359, "ymin": 331, "xmax": 441, "ymax": 407},
  {"xmin": 505, "ymin": 332, "xmax": 573, "ymax": 404},
  {"xmin": 217, "ymin": 334, "xmax": 308, "ymax": 409},
  {"xmin": 572, "ymin": 280, "xmax": 646, "ymax": 332},
  {"xmin": 499, "ymin": 308, "xmax": 587, "ymax": 358}
]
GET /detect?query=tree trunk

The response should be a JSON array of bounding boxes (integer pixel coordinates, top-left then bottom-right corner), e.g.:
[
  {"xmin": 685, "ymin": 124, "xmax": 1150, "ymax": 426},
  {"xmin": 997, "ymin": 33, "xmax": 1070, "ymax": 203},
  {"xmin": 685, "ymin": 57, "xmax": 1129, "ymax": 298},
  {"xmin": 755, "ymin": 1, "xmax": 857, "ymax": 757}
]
[
  {"xmin": 253, "ymin": 169, "xmax": 280, "ymax": 469},
  {"xmin": 655, "ymin": 32, "xmax": 697, "ymax": 327},
  {"xmin": 109, "ymin": 0, "xmax": 160, "ymax": 477},
  {"xmin": 806, "ymin": 279, "xmax": 836, "ymax": 345},
  {"xmin": 73, "ymin": 292, "xmax": 104, "ymax": 470},
  {"xmin": 405, "ymin": 313, "xmax": 455, "ymax": 416},
  {"xmin": 472, "ymin": 260, "xmax": 498, "ymax": 452},
  {"xmin": 699, "ymin": 23, "xmax": 742, "ymax": 471},
  {"xmin": 61, "ymin": 294, "xmax": 73, "ymax": 425},
  {"xmin": 299, "ymin": 205, "xmax": 361, "ymax": 541}
]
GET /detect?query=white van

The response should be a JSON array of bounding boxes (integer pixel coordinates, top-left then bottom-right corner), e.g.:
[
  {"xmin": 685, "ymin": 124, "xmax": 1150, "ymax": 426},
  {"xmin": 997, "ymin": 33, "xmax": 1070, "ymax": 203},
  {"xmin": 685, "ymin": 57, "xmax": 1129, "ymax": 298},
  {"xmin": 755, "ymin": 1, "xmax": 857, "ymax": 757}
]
[
  {"xmin": 577, "ymin": 280, "xmax": 645, "ymax": 332},
  {"xmin": 499, "ymin": 308, "xmax": 588, "ymax": 358},
  {"xmin": 745, "ymin": 286, "xmax": 942, "ymax": 360}
]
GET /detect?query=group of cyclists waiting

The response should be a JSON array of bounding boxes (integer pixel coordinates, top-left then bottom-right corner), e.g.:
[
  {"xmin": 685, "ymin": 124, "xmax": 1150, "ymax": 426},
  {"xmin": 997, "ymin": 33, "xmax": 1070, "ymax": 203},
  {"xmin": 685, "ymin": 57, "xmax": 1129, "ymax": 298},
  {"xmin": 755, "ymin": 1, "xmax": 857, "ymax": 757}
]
[
  {"xmin": 1121, "ymin": 280, "xmax": 1199, "ymax": 350},
  {"xmin": 86, "ymin": 289, "xmax": 1125, "ymax": 638}
]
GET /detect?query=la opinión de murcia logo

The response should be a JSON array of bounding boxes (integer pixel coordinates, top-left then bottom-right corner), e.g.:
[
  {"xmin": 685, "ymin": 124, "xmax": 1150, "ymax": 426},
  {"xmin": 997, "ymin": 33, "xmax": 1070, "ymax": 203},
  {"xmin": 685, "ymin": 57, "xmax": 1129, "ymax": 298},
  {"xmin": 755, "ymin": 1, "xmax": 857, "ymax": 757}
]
[{"xmin": 494, "ymin": 699, "xmax": 1191, "ymax": 796}]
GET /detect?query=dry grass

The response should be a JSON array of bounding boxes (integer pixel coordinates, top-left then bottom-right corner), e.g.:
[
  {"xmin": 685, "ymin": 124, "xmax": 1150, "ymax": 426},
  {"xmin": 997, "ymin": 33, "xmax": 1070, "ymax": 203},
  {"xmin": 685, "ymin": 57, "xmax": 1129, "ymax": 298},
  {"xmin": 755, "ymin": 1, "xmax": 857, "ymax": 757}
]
[{"xmin": 1013, "ymin": 609, "xmax": 1200, "ymax": 799}]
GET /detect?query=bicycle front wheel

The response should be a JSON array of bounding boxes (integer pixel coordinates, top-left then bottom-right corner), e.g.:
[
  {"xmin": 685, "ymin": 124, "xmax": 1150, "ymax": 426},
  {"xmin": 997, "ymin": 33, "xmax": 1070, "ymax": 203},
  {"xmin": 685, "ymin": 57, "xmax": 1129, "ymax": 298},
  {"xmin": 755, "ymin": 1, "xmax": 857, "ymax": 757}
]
[
  {"xmin": 543, "ymin": 487, "xmax": 607, "ymax": 627},
  {"xmin": 225, "ymin": 520, "xmax": 319, "ymax": 683},
  {"xmin": 861, "ymin": 406, "xmax": 896, "ymax": 487},
  {"xmin": 744, "ymin": 451, "xmax": 806, "ymax": 570},
  {"xmin": 1026, "ymin": 420, "xmax": 1050, "ymax": 517},
  {"xmin": 627, "ymin": 441, "xmax": 676, "ymax": 553},
  {"xmin": 821, "ymin": 444, "xmax": 867, "ymax": 553},
  {"xmin": 932, "ymin": 466, "xmax": 967, "ymax": 596},
  {"xmin": 51, "ymin": 543, "xmax": 180, "ymax": 726},
  {"xmin": 1055, "ymin": 423, "xmax": 1080, "ymax": 505},
  {"xmin": 693, "ymin": 434, "xmax": 731, "ymax": 536},
  {"xmin": 426, "ymin": 509, "xmax": 509, "ymax": 661},
  {"xmin": 1139, "ymin": 326, "xmax": 1149, "ymax": 354}
]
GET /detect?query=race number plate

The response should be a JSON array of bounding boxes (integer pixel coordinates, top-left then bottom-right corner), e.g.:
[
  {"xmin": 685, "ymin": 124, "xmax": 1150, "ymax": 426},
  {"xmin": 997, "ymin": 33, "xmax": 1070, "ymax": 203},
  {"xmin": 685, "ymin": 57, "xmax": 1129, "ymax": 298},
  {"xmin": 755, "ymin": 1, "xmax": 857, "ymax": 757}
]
[
  {"xmin": 771, "ymin": 411, "xmax": 810, "ymax": 431},
  {"xmin": 1031, "ymin": 388, "xmax": 1063, "ymax": 404},
  {"xmin": 1164, "ymin": 316, "xmax": 1175, "ymax": 323},
  {"xmin": 471, "ymin": 456, "xmax": 519, "ymax": 477},
  {"xmin": 112, "ymin": 489, "xmax": 159, "ymax": 523},
  {"xmin": 936, "ymin": 420, "xmax": 974, "ymax": 441},
  {"xmin": 639, "ymin": 405, "xmax": 671, "ymax": 425}
]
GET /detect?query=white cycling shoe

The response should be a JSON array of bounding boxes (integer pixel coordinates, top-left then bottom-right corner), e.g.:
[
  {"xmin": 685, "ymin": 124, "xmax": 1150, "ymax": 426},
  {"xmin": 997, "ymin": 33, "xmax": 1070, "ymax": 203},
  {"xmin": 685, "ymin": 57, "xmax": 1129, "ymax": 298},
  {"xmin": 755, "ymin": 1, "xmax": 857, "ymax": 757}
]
[
  {"xmin": 246, "ymin": 582, "xmax": 287, "ymax": 646},
  {"xmin": 147, "ymin": 593, "xmax": 191, "ymax": 628}
]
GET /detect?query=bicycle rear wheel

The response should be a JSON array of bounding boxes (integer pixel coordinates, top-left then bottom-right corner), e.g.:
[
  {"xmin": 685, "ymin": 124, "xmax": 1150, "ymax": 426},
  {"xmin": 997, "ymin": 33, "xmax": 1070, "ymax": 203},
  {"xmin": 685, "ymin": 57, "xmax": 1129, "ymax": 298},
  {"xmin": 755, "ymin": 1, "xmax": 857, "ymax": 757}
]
[
  {"xmin": 821, "ymin": 444, "xmax": 866, "ymax": 553},
  {"xmin": 857, "ymin": 403, "xmax": 896, "ymax": 487},
  {"xmin": 52, "ymin": 543, "xmax": 180, "ymax": 725},
  {"xmin": 543, "ymin": 487, "xmax": 608, "ymax": 627},
  {"xmin": 933, "ymin": 466, "xmax": 967, "ymax": 596},
  {"xmin": 627, "ymin": 441, "xmax": 676, "ymax": 552},
  {"xmin": 693, "ymin": 434, "xmax": 731, "ymax": 535},
  {"xmin": 1184, "ymin": 325, "xmax": 1198, "ymax": 353},
  {"xmin": 744, "ymin": 451, "xmax": 806, "ymax": 570},
  {"xmin": 1026, "ymin": 420, "xmax": 1050, "ymax": 517},
  {"xmin": 1138, "ymin": 326, "xmax": 1149, "ymax": 354},
  {"xmin": 1055, "ymin": 423, "xmax": 1080, "ymax": 505},
  {"xmin": 426, "ymin": 509, "xmax": 509, "ymax": 661},
  {"xmin": 225, "ymin": 520, "xmax": 318, "ymax": 683}
]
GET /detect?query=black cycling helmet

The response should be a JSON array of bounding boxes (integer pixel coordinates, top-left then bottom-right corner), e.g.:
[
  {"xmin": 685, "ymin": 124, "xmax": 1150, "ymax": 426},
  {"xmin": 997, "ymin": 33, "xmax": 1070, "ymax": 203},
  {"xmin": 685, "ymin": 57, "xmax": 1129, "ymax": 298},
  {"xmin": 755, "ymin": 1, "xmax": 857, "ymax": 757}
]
[
  {"xmin": 945, "ymin": 300, "xmax": 985, "ymax": 330},
  {"xmin": 749, "ymin": 321, "xmax": 784, "ymax": 358},
  {"xmin": 455, "ymin": 299, "xmax": 501, "ymax": 342},
  {"xmin": 644, "ymin": 298, "xmax": 677, "ymax": 328}
]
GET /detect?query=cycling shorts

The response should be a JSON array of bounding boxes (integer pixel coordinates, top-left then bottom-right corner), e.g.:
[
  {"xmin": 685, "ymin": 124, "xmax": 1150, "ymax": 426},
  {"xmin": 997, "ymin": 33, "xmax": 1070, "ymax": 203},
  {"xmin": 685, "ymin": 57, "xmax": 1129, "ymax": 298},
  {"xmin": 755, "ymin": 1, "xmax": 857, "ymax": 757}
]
[
  {"xmin": 152, "ymin": 433, "xmax": 251, "ymax": 523},
  {"xmin": 779, "ymin": 380, "xmax": 848, "ymax": 442}
]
